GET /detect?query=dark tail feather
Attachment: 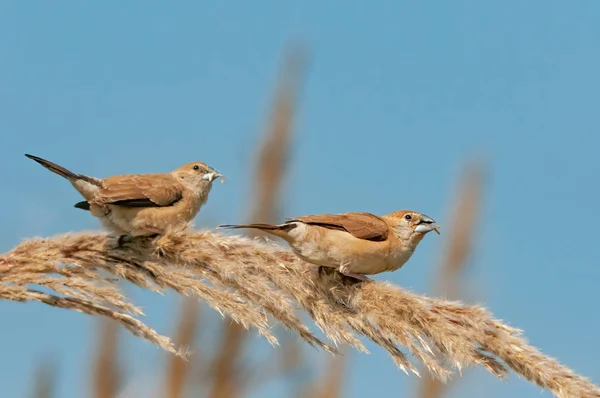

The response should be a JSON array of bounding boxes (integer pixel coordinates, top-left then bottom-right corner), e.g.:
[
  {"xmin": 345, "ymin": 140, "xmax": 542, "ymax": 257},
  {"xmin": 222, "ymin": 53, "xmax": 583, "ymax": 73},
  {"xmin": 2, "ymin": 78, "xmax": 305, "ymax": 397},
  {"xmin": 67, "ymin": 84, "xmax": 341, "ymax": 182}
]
[
  {"xmin": 218, "ymin": 223, "xmax": 296, "ymax": 232},
  {"xmin": 74, "ymin": 201, "xmax": 90, "ymax": 211},
  {"xmin": 218, "ymin": 223, "xmax": 279, "ymax": 230},
  {"xmin": 25, "ymin": 154, "xmax": 101, "ymax": 186},
  {"xmin": 25, "ymin": 154, "xmax": 78, "ymax": 179}
]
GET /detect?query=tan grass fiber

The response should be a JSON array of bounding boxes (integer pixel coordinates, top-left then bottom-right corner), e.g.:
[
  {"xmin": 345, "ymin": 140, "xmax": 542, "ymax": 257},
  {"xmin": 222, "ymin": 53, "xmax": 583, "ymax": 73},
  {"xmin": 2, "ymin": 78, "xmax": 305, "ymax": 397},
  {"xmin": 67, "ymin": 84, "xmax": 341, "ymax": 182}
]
[{"xmin": 2, "ymin": 230, "xmax": 598, "ymax": 398}]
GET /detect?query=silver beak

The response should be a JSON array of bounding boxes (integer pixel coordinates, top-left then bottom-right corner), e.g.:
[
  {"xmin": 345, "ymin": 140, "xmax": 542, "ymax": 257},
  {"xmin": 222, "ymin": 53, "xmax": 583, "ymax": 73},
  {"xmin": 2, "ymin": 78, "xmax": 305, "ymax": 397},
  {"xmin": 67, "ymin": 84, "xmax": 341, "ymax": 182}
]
[
  {"xmin": 414, "ymin": 214, "xmax": 441, "ymax": 235},
  {"xmin": 202, "ymin": 172, "xmax": 221, "ymax": 182},
  {"xmin": 202, "ymin": 167, "xmax": 224, "ymax": 182}
]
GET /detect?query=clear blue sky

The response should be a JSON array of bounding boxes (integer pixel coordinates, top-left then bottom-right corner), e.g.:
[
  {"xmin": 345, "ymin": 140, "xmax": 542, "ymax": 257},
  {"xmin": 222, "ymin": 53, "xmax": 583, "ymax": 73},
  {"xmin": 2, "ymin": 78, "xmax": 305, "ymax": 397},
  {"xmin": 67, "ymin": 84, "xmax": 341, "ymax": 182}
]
[{"xmin": 1, "ymin": 2, "xmax": 599, "ymax": 397}]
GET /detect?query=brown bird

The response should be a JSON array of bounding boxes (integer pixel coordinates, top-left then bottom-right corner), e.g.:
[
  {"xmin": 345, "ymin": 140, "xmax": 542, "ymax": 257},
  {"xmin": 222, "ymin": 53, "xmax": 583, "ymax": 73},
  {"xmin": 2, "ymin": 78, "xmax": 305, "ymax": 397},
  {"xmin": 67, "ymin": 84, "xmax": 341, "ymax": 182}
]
[
  {"xmin": 25, "ymin": 154, "xmax": 223, "ymax": 242},
  {"xmin": 219, "ymin": 210, "xmax": 440, "ymax": 281}
]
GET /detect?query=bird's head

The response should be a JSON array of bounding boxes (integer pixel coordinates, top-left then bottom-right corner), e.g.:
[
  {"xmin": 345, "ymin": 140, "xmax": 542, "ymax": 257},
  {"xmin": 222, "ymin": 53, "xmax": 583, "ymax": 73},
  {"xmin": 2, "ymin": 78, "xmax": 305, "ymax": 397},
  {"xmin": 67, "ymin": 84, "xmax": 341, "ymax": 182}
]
[
  {"xmin": 385, "ymin": 210, "xmax": 440, "ymax": 243},
  {"xmin": 171, "ymin": 162, "xmax": 223, "ymax": 191}
]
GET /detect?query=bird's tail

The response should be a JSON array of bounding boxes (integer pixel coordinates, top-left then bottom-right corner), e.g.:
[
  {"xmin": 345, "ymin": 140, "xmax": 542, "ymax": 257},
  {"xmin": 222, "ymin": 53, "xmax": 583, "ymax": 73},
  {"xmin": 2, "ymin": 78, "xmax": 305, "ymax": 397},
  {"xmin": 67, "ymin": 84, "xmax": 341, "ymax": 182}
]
[
  {"xmin": 218, "ymin": 223, "xmax": 279, "ymax": 230},
  {"xmin": 218, "ymin": 223, "xmax": 296, "ymax": 235},
  {"xmin": 25, "ymin": 154, "xmax": 101, "ymax": 186}
]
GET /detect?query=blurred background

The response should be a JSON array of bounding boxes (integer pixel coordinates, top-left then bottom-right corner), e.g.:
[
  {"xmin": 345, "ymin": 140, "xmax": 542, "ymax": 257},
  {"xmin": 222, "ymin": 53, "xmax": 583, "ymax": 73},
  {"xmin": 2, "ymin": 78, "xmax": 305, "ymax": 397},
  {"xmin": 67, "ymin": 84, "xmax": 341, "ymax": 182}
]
[{"xmin": 1, "ymin": 2, "xmax": 599, "ymax": 397}]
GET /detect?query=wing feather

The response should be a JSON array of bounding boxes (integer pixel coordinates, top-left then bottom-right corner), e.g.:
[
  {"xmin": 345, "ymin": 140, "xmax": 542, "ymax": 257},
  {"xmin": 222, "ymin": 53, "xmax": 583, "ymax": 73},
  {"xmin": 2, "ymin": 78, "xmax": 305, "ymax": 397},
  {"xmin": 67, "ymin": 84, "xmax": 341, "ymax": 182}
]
[
  {"xmin": 286, "ymin": 212, "xmax": 389, "ymax": 241},
  {"xmin": 95, "ymin": 174, "xmax": 183, "ymax": 207}
]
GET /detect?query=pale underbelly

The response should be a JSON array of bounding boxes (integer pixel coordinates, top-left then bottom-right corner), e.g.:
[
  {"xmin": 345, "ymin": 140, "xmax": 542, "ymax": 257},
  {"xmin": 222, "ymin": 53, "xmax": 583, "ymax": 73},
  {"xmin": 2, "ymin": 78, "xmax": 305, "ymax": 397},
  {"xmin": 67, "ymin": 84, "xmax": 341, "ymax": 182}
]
[
  {"xmin": 91, "ymin": 204, "xmax": 198, "ymax": 236},
  {"xmin": 280, "ymin": 222, "xmax": 414, "ymax": 275},
  {"xmin": 291, "ymin": 244, "xmax": 406, "ymax": 275}
]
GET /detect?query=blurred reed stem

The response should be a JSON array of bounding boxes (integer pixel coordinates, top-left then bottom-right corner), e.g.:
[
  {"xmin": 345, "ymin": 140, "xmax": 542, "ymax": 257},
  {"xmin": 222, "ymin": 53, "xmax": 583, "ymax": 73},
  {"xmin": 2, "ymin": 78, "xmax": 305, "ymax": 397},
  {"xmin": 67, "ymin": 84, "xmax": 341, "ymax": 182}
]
[
  {"xmin": 418, "ymin": 160, "xmax": 485, "ymax": 398},
  {"xmin": 31, "ymin": 358, "xmax": 56, "ymax": 398},
  {"xmin": 208, "ymin": 42, "xmax": 310, "ymax": 398},
  {"xmin": 93, "ymin": 319, "xmax": 121, "ymax": 398},
  {"xmin": 165, "ymin": 297, "xmax": 199, "ymax": 398}
]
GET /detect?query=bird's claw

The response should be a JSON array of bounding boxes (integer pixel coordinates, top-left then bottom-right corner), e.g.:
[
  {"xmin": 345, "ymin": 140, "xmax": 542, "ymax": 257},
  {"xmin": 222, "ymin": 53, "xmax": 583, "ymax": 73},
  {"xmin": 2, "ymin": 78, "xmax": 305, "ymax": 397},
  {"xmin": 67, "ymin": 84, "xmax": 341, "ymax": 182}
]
[
  {"xmin": 116, "ymin": 235, "xmax": 133, "ymax": 248},
  {"xmin": 115, "ymin": 233, "xmax": 161, "ymax": 248},
  {"xmin": 339, "ymin": 269, "xmax": 372, "ymax": 282}
]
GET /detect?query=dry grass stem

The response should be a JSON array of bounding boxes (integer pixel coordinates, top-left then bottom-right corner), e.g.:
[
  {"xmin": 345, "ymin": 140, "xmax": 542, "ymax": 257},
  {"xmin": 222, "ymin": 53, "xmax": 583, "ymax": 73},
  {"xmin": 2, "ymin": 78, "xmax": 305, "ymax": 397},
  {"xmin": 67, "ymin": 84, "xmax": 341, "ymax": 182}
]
[
  {"xmin": 419, "ymin": 160, "xmax": 485, "ymax": 398},
  {"xmin": 238, "ymin": 335, "xmax": 306, "ymax": 396},
  {"xmin": 165, "ymin": 297, "xmax": 199, "ymax": 398},
  {"xmin": 207, "ymin": 322, "xmax": 245, "ymax": 398},
  {"xmin": 2, "ymin": 230, "xmax": 598, "ymax": 398},
  {"xmin": 419, "ymin": 380, "xmax": 446, "ymax": 398},
  {"xmin": 31, "ymin": 358, "xmax": 56, "ymax": 398},
  {"xmin": 311, "ymin": 349, "xmax": 346, "ymax": 398},
  {"xmin": 93, "ymin": 319, "xmax": 121, "ymax": 398},
  {"xmin": 246, "ymin": 41, "xmax": 310, "ymax": 231},
  {"xmin": 209, "ymin": 42, "xmax": 310, "ymax": 398},
  {"xmin": 434, "ymin": 161, "xmax": 485, "ymax": 298}
]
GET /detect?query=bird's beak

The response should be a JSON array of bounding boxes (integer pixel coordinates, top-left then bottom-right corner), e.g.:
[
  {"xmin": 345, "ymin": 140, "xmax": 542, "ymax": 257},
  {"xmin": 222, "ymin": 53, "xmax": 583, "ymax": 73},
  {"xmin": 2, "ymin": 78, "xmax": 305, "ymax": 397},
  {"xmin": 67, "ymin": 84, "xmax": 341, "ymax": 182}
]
[
  {"xmin": 202, "ymin": 167, "xmax": 224, "ymax": 182},
  {"xmin": 202, "ymin": 172, "xmax": 223, "ymax": 182},
  {"xmin": 414, "ymin": 214, "xmax": 441, "ymax": 235}
]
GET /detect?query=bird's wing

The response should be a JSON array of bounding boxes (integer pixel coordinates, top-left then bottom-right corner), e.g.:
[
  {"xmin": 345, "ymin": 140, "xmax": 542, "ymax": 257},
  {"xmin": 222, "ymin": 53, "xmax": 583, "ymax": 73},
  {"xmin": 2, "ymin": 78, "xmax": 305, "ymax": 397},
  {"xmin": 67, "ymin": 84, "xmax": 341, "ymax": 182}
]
[
  {"xmin": 95, "ymin": 174, "xmax": 184, "ymax": 207},
  {"xmin": 286, "ymin": 212, "xmax": 390, "ymax": 241}
]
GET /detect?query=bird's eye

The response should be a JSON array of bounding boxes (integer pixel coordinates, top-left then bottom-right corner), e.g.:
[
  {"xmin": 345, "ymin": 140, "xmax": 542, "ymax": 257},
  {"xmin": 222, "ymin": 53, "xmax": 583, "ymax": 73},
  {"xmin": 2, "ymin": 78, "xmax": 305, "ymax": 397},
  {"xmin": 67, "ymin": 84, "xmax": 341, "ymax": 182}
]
[
  {"xmin": 193, "ymin": 165, "xmax": 199, "ymax": 170},
  {"xmin": 404, "ymin": 214, "xmax": 412, "ymax": 221}
]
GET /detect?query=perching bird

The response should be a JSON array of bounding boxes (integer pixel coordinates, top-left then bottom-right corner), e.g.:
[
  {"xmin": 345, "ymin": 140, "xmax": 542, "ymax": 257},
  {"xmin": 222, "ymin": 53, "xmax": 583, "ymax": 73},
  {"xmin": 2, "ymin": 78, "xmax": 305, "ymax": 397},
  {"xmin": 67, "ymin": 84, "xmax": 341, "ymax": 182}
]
[
  {"xmin": 219, "ymin": 211, "xmax": 440, "ymax": 281},
  {"xmin": 25, "ymin": 154, "xmax": 222, "ymax": 241}
]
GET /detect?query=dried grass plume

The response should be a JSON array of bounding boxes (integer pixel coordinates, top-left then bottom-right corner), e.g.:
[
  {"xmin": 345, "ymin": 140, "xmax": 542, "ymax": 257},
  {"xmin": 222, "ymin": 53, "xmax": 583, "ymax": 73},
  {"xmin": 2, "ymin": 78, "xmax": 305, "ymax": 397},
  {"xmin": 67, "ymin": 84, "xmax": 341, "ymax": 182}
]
[{"xmin": 1, "ymin": 230, "xmax": 599, "ymax": 398}]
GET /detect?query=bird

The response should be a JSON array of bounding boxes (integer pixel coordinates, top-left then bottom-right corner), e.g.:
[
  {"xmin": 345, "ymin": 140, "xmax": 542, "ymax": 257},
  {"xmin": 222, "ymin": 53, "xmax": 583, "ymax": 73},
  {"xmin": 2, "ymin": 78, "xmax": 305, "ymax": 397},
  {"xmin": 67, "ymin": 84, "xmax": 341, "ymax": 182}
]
[
  {"xmin": 25, "ymin": 154, "xmax": 223, "ymax": 243},
  {"xmin": 219, "ymin": 210, "xmax": 440, "ymax": 281}
]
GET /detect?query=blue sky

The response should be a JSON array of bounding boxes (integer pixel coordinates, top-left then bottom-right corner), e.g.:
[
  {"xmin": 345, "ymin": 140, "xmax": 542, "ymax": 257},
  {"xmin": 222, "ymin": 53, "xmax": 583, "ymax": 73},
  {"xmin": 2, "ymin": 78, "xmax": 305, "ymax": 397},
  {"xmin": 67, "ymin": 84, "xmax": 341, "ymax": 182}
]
[{"xmin": 1, "ymin": 1, "xmax": 599, "ymax": 397}]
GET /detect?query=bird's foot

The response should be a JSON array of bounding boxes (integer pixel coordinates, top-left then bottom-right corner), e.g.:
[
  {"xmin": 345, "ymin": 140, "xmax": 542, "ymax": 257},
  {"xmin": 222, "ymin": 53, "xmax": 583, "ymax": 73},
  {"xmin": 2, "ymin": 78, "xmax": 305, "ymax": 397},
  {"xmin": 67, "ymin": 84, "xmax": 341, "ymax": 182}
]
[
  {"xmin": 308, "ymin": 265, "xmax": 321, "ymax": 276},
  {"xmin": 339, "ymin": 269, "xmax": 371, "ymax": 282},
  {"xmin": 116, "ymin": 235, "xmax": 133, "ymax": 247},
  {"xmin": 346, "ymin": 273, "xmax": 372, "ymax": 282},
  {"xmin": 115, "ymin": 234, "xmax": 160, "ymax": 248}
]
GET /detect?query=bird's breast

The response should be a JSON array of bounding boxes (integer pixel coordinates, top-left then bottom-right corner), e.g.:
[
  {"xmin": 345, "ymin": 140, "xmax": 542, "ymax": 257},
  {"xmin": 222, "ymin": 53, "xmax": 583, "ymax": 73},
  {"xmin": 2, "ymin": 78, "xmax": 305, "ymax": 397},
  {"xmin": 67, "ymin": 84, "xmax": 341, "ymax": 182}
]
[{"xmin": 384, "ymin": 245, "xmax": 415, "ymax": 272}]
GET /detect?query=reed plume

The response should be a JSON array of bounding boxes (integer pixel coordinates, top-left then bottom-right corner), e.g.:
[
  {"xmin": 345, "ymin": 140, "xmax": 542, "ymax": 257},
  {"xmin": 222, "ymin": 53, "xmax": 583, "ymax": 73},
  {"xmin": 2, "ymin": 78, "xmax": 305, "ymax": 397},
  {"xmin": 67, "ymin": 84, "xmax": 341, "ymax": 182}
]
[
  {"xmin": 208, "ymin": 41, "xmax": 310, "ymax": 398},
  {"xmin": 2, "ymin": 230, "xmax": 598, "ymax": 398},
  {"xmin": 418, "ymin": 160, "xmax": 486, "ymax": 398}
]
